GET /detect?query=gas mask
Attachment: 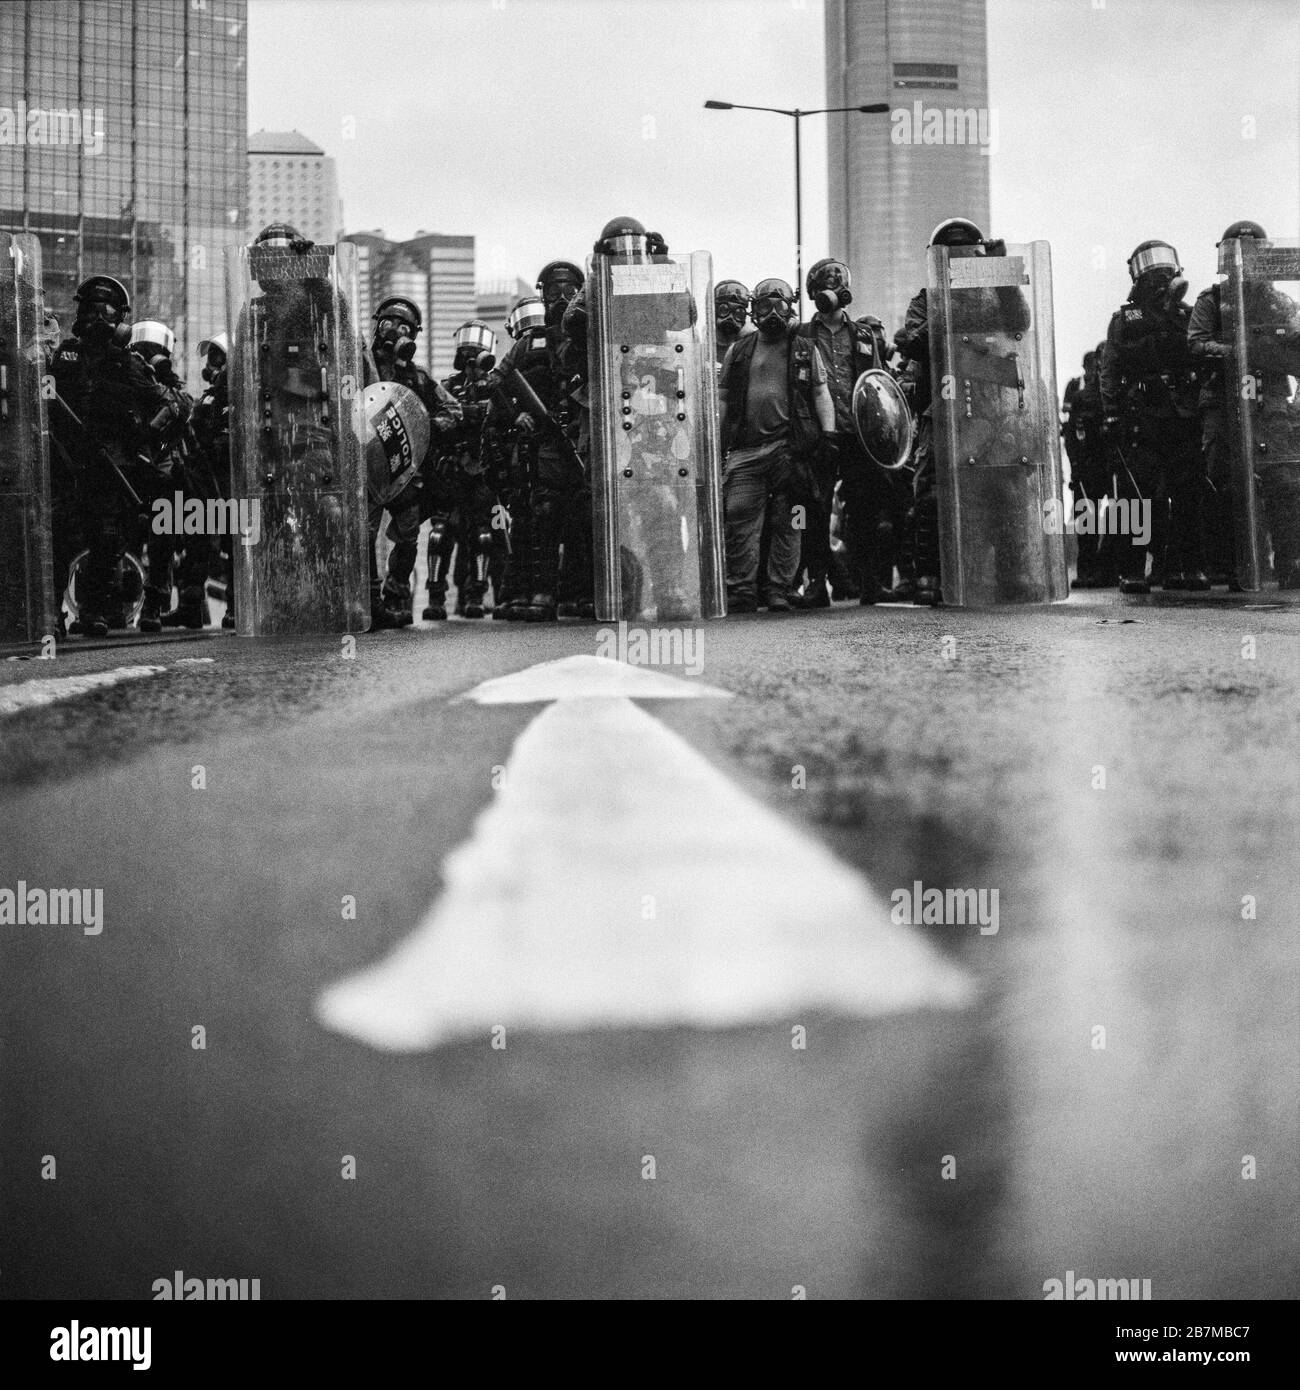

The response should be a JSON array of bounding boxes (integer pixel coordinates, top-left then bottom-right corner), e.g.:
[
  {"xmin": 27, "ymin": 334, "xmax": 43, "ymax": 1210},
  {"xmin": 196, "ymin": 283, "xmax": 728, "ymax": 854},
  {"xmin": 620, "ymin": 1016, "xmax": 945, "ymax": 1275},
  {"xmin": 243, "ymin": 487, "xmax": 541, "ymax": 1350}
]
[
  {"xmin": 1136, "ymin": 267, "xmax": 1187, "ymax": 307},
  {"xmin": 751, "ymin": 281, "xmax": 795, "ymax": 338},
  {"xmin": 79, "ymin": 302, "xmax": 130, "ymax": 349},
  {"xmin": 808, "ymin": 260, "xmax": 853, "ymax": 315},
  {"xmin": 540, "ymin": 278, "xmax": 580, "ymax": 328},
  {"xmin": 373, "ymin": 316, "xmax": 418, "ymax": 364},
  {"xmin": 454, "ymin": 345, "xmax": 495, "ymax": 375},
  {"xmin": 715, "ymin": 284, "xmax": 750, "ymax": 337},
  {"xmin": 201, "ymin": 349, "xmax": 227, "ymax": 384}
]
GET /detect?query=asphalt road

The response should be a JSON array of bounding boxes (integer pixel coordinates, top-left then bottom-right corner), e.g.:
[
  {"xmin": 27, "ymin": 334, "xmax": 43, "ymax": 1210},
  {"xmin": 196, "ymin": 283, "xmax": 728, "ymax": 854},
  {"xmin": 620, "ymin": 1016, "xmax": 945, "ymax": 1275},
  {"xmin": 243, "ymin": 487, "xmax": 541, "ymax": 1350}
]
[{"xmin": 2, "ymin": 588, "xmax": 1297, "ymax": 1299}]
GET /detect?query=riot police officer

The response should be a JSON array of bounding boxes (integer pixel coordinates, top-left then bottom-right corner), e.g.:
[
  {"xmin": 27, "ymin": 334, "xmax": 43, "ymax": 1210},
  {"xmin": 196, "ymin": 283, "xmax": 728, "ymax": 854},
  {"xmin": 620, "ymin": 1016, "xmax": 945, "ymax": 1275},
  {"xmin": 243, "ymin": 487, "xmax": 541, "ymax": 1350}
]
[
  {"xmin": 894, "ymin": 219, "xmax": 986, "ymax": 606},
  {"xmin": 128, "ymin": 320, "xmax": 193, "ymax": 630},
  {"xmin": 48, "ymin": 275, "xmax": 174, "ymax": 637},
  {"xmin": 170, "ymin": 332, "xmax": 232, "ymax": 628},
  {"xmin": 1062, "ymin": 343, "xmax": 1117, "ymax": 587},
  {"xmin": 792, "ymin": 259, "xmax": 894, "ymax": 606},
  {"xmin": 1187, "ymin": 221, "xmax": 1293, "ymax": 588},
  {"xmin": 487, "ymin": 261, "xmax": 588, "ymax": 623},
  {"xmin": 1100, "ymin": 240, "xmax": 1207, "ymax": 592},
  {"xmin": 429, "ymin": 319, "xmax": 507, "ymax": 619},
  {"xmin": 487, "ymin": 296, "xmax": 545, "ymax": 620},
  {"xmin": 366, "ymin": 295, "xmax": 462, "ymax": 628}
]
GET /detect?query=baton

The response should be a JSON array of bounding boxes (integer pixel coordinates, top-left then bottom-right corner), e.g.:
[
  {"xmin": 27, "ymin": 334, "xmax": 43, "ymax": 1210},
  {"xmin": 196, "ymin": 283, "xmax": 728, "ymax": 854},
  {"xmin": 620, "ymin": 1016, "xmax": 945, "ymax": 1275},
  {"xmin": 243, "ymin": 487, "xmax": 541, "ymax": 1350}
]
[
  {"xmin": 503, "ymin": 365, "xmax": 587, "ymax": 476},
  {"xmin": 51, "ymin": 390, "xmax": 147, "ymax": 511}
]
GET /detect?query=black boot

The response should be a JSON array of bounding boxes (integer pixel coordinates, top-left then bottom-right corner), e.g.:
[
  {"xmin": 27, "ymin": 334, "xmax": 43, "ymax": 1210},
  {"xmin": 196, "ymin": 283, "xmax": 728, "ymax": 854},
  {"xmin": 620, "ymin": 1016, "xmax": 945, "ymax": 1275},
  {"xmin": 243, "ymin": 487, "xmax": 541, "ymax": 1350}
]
[
  {"xmin": 524, "ymin": 591, "xmax": 558, "ymax": 623},
  {"xmin": 161, "ymin": 585, "xmax": 209, "ymax": 629},
  {"xmin": 379, "ymin": 579, "xmax": 413, "ymax": 627},
  {"xmin": 914, "ymin": 575, "xmax": 941, "ymax": 607},
  {"xmin": 138, "ymin": 586, "xmax": 166, "ymax": 633}
]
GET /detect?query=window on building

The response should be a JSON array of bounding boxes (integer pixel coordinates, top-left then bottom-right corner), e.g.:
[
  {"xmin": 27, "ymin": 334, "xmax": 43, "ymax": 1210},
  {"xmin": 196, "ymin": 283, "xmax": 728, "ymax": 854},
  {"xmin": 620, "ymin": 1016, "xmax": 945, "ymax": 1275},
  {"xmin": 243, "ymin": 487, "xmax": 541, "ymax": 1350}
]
[{"xmin": 892, "ymin": 62, "xmax": 960, "ymax": 91}]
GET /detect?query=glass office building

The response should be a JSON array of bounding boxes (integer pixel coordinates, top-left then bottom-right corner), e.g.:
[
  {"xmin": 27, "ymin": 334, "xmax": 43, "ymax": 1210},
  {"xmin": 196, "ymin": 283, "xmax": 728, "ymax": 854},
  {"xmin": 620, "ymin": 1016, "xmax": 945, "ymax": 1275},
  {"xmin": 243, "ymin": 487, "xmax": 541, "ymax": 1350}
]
[
  {"xmin": 825, "ymin": 0, "xmax": 991, "ymax": 338},
  {"xmin": 0, "ymin": 0, "xmax": 247, "ymax": 386}
]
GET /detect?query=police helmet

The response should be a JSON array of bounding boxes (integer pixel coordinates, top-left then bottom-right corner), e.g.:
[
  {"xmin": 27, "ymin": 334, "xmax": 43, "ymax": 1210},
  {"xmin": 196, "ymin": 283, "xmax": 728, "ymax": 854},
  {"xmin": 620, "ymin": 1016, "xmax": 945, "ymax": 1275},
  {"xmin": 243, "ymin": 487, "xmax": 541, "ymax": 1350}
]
[
  {"xmin": 1127, "ymin": 240, "xmax": 1181, "ymax": 282},
  {"xmin": 373, "ymin": 297, "xmax": 422, "ymax": 333},
  {"xmin": 129, "ymin": 320, "xmax": 175, "ymax": 357},
  {"xmin": 929, "ymin": 218, "xmax": 985, "ymax": 248},
  {"xmin": 505, "ymin": 296, "xmax": 546, "ymax": 339}
]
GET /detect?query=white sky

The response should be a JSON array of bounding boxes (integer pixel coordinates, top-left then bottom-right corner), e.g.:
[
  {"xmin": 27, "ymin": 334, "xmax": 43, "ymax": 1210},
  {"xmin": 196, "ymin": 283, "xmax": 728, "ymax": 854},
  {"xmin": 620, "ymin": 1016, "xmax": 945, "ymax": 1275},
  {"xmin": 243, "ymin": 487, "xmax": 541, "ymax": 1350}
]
[{"xmin": 248, "ymin": 0, "xmax": 1299, "ymax": 375}]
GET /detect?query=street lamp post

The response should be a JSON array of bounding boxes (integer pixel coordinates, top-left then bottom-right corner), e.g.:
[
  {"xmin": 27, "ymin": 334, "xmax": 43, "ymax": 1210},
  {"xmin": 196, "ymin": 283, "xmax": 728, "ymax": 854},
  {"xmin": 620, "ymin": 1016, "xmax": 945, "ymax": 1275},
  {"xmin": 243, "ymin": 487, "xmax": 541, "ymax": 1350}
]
[{"xmin": 704, "ymin": 99, "xmax": 889, "ymax": 313}]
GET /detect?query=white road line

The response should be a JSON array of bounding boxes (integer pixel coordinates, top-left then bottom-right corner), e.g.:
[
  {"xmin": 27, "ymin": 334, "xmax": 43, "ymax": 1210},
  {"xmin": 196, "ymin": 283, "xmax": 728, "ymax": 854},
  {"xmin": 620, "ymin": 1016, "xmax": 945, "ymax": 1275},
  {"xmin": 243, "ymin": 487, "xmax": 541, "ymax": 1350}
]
[
  {"xmin": 0, "ymin": 665, "xmax": 168, "ymax": 716},
  {"xmin": 461, "ymin": 652, "xmax": 733, "ymax": 703},
  {"xmin": 317, "ymin": 656, "xmax": 973, "ymax": 1052}
]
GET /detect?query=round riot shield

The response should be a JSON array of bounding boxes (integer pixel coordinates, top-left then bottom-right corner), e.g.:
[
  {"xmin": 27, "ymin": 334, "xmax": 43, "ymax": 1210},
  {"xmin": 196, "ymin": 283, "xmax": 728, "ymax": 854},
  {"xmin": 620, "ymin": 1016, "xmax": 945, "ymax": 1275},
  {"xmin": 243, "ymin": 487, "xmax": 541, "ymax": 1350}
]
[
  {"xmin": 851, "ymin": 368, "xmax": 915, "ymax": 471},
  {"xmin": 64, "ymin": 549, "xmax": 145, "ymax": 627},
  {"xmin": 358, "ymin": 382, "xmax": 431, "ymax": 507}
]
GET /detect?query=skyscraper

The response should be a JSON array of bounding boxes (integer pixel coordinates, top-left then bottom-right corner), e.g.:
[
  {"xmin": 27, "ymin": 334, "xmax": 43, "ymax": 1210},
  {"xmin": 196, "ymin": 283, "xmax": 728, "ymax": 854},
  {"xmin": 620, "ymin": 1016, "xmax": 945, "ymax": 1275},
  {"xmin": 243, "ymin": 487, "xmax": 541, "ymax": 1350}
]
[
  {"xmin": 342, "ymin": 229, "xmax": 475, "ymax": 380},
  {"xmin": 0, "ymin": 0, "xmax": 248, "ymax": 387},
  {"xmin": 248, "ymin": 128, "xmax": 341, "ymax": 246},
  {"xmin": 825, "ymin": 0, "xmax": 992, "ymax": 337}
]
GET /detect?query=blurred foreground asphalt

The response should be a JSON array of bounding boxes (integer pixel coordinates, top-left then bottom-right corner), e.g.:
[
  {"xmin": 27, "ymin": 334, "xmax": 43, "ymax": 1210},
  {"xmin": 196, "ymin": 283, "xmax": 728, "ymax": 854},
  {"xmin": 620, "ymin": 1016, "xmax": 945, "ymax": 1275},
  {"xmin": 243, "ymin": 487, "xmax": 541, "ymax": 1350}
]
[{"xmin": 2, "ymin": 587, "xmax": 1297, "ymax": 1299}]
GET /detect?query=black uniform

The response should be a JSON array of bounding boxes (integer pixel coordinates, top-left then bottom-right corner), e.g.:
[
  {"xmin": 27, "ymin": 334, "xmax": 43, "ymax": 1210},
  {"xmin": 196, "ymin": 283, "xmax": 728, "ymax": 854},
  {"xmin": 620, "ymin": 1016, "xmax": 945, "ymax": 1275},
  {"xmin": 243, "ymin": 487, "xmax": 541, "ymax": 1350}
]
[
  {"xmin": 425, "ymin": 365, "xmax": 507, "ymax": 618},
  {"xmin": 1186, "ymin": 281, "xmax": 1300, "ymax": 585},
  {"xmin": 366, "ymin": 354, "xmax": 461, "ymax": 619},
  {"xmin": 48, "ymin": 334, "xmax": 173, "ymax": 631},
  {"xmin": 487, "ymin": 323, "xmax": 587, "ymax": 617},
  {"xmin": 894, "ymin": 287, "xmax": 940, "ymax": 587},
  {"xmin": 1062, "ymin": 349, "xmax": 1117, "ymax": 586},
  {"xmin": 796, "ymin": 312, "xmax": 895, "ymax": 600},
  {"xmin": 132, "ymin": 348, "xmax": 194, "ymax": 626},
  {"xmin": 180, "ymin": 362, "xmax": 232, "ymax": 625},
  {"xmin": 1100, "ymin": 284, "xmax": 1205, "ymax": 584}
]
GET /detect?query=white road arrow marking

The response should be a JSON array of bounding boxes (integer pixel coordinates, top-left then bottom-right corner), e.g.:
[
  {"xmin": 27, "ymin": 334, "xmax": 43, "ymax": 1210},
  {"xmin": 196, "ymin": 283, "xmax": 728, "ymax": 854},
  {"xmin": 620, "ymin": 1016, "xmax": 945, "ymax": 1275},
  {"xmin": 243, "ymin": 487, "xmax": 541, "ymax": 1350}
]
[
  {"xmin": 316, "ymin": 655, "xmax": 973, "ymax": 1051},
  {"xmin": 0, "ymin": 664, "xmax": 168, "ymax": 717}
]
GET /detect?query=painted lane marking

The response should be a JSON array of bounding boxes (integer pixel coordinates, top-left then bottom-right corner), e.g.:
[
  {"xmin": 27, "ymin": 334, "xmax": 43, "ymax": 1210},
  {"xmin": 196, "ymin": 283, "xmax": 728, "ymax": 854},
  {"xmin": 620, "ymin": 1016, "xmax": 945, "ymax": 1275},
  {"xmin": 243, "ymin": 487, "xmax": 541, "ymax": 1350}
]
[
  {"xmin": 461, "ymin": 652, "xmax": 733, "ymax": 704},
  {"xmin": 0, "ymin": 665, "xmax": 168, "ymax": 717},
  {"xmin": 316, "ymin": 658, "xmax": 973, "ymax": 1051}
]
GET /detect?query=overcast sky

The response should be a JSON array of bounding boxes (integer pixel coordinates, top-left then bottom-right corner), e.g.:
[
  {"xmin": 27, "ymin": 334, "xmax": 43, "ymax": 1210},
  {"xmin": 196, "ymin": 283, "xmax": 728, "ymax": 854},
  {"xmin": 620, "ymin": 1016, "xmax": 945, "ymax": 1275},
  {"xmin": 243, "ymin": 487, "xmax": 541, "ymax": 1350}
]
[{"xmin": 248, "ymin": 0, "xmax": 1299, "ymax": 375}]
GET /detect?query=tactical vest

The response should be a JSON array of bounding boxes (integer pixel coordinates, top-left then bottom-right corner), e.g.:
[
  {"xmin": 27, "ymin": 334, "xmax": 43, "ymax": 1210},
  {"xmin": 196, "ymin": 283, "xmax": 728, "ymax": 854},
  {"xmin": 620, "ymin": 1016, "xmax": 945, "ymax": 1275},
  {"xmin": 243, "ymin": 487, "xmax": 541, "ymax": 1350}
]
[{"xmin": 719, "ymin": 329, "xmax": 823, "ymax": 457}]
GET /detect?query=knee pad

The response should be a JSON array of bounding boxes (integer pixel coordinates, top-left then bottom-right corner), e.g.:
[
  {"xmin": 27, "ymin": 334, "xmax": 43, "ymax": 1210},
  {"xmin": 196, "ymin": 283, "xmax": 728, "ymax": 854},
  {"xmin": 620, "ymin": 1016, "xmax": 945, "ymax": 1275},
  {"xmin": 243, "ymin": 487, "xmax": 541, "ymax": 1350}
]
[{"xmin": 428, "ymin": 519, "xmax": 454, "ymax": 557}]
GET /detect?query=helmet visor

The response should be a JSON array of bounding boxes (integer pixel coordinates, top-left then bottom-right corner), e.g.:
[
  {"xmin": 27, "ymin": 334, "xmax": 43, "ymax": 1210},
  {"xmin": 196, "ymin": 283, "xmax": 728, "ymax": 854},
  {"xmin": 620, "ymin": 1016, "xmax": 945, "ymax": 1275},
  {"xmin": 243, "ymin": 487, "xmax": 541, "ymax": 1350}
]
[
  {"xmin": 1130, "ymin": 244, "xmax": 1180, "ymax": 279},
  {"xmin": 505, "ymin": 301, "xmax": 547, "ymax": 337},
  {"xmin": 454, "ymin": 322, "xmax": 495, "ymax": 354},
  {"xmin": 604, "ymin": 233, "xmax": 648, "ymax": 258}
]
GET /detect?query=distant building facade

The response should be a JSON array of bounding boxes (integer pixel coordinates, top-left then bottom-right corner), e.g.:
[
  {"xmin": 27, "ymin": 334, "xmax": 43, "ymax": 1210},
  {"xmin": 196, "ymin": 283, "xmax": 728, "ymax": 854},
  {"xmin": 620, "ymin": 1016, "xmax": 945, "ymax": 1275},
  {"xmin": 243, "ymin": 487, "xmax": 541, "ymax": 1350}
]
[
  {"xmin": 0, "ymin": 0, "xmax": 248, "ymax": 385},
  {"xmin": 824, "ymin": 0, "xmax": 992, "ymax": 336},
  {"xmin": 341, "ymin": 229, "xmax": 475, "ymax": 379},
  {"xmin": 248, "ymin": 128, "xmax": 340, "ymax": 246}
]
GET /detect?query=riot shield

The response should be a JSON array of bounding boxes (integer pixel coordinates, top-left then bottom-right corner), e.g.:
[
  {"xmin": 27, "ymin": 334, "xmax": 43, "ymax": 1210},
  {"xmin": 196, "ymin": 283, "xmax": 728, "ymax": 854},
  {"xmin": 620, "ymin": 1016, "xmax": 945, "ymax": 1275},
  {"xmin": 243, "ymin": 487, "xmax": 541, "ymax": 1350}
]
[
  {"xmin": 0, "ymin": 233, "xmax": 56, "ymax": 644},
  {"xmin": 358, "ymin": 381, "xmax": 431, "ymax": 508},
  {"xmin": 226, "ymin": 241, "xmax": 367, "ymax": 634},
  {"xmin": 927, "ymin": 241, "xmax": 1068, "ymax": 606},
  {"xmin": 1220, "ymin": 238, "xmax": 1300, "ymax": 591},
  {"xmin": 588, "ymin": 250, "xmax": 724, "ymax": 621},
  {"xmin": 852, "ymin": 368, "xmax": 915, "ymax": 471}
]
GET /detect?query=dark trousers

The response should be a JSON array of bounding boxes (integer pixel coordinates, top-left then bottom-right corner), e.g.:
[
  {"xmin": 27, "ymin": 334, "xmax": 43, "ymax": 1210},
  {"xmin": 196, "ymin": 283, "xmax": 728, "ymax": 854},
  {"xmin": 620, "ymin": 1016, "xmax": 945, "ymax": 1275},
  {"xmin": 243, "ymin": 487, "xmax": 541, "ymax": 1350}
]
[{"xmin": 723, "ymin": 445, "xmax": 799, "ymax": 605}]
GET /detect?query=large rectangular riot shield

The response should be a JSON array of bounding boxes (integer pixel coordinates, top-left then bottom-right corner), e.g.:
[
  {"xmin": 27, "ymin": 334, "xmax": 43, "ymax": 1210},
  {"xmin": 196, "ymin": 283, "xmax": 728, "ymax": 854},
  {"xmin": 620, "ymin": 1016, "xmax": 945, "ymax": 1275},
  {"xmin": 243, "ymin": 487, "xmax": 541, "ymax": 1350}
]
[
  {"xmin": 588, "ymin": 251, "xmax": 725, "ymax": 621},
  {"xmin": 226, "ymin": 242, "xmax": 367, "ymax": 634},
  {"xmin": 0, "ymin": 233, "xmax": 56, "ymax": 644},
  {"xmin": 1220, "ymin": 238, "xmax": 1300, "ymax": 591},
  {"xmin": 928, "ymin": 241, "xmax": 1068, "ymax": 606}
]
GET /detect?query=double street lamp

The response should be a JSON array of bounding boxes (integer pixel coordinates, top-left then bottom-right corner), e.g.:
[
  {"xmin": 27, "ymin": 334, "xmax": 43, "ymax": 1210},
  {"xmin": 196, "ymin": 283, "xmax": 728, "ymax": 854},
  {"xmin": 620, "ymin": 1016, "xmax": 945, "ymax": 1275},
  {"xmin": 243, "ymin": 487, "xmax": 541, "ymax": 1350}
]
[{"xmin": 704, "ymin": 99, "xmax": 890, "ymax": 312}]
